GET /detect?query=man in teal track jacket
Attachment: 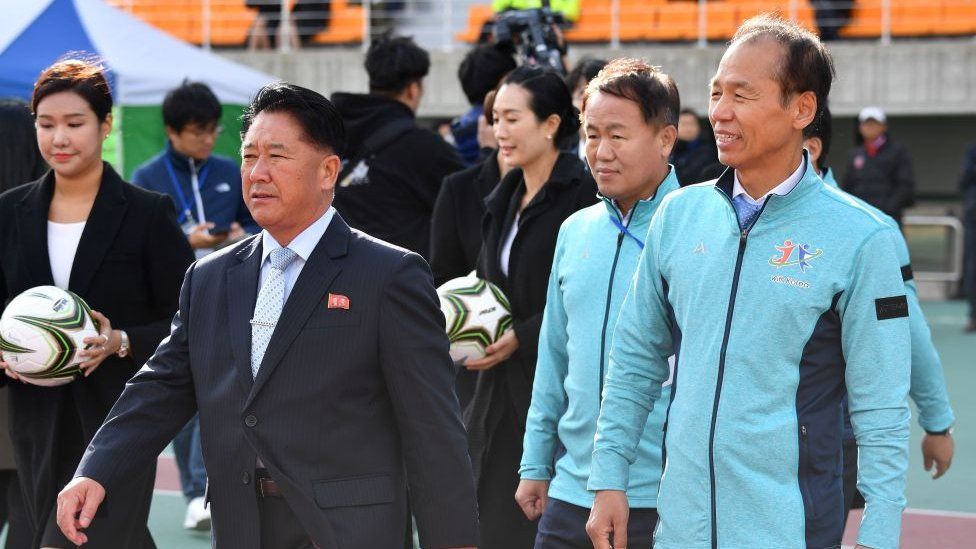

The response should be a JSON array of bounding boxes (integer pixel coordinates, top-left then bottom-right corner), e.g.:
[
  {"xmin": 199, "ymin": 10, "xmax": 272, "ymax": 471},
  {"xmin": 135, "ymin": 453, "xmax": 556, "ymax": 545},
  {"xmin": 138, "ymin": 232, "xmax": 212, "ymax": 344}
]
[
  {"xmin": 587, "ymin": 16, "xmax": 912, "ymax": 549},
  {"xmin": 515, "ymin": 59, "xmax": 681, "ymax": 548}
]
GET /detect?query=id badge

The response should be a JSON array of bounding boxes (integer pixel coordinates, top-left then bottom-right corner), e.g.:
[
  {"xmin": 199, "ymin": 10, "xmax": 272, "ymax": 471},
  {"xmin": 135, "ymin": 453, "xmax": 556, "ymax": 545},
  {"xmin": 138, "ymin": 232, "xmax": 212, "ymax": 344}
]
[{"xmin": 180, "ymin": 210, "xmax": 197, "ymax": 235}]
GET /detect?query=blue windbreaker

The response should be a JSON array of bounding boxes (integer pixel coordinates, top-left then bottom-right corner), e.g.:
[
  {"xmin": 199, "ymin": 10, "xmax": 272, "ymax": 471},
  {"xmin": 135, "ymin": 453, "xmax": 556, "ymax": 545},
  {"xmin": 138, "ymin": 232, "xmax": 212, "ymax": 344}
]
[
  {"xmin": 520, "ymin": 169, "xmax": 680, "ymax": 508},
  {"xmin": 821, "ymin": 169, "xmax": 955, "ymax": 433},
  {"xmin": 590, "ymin": 155, "xmax": 912, "ymax": 549}
]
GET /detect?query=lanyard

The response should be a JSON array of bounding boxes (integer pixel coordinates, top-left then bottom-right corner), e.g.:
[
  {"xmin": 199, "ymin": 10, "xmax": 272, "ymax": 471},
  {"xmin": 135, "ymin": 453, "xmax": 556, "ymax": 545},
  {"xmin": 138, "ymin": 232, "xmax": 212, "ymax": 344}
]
[
  {"xmin": 609, "ymin": 213, "xmax": 645, "ymax": 250},
  {"xmin": 164, "ymin": 156, "xmax": 210, "ymax": 224}
]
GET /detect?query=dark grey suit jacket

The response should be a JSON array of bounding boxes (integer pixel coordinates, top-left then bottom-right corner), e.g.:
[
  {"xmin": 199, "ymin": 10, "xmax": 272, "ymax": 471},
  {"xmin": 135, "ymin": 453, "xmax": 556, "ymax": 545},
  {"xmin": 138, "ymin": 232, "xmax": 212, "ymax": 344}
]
[{"xmin": 76, "ymin": 213, "xmax": 479, "ymax": 549}]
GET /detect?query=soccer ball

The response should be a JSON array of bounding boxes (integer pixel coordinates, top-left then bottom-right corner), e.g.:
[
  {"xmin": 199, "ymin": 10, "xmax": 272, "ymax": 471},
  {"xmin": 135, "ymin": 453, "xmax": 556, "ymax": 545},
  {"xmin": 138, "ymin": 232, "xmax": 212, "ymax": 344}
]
[
  {"xmin": 0, "ymin": 286, "xmax": 99, "ymax": 387},
  {"xmin": 437, "ymin": 275, "xmax": 513, "ymax": 364}
]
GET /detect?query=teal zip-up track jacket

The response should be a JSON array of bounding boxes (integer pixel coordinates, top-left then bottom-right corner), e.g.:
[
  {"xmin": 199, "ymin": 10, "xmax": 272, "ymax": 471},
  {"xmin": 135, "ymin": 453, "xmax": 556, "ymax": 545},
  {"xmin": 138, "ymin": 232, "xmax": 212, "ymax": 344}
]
[
  {"xmin": 821, "ymin": 169, "xmax": 955, "ymax": 433},
  {"xmin": 590, "ymin": 157, "xmax": 912, "ymax": 549},
  {"xmin": 520, "ymin": 170, "xmax": 681, "ymax": 508}
]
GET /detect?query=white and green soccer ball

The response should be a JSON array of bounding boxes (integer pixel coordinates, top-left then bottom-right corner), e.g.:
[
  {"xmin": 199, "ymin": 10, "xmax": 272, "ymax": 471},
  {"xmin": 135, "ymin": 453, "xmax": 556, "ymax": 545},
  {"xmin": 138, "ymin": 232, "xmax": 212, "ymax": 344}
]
[
  {"xmin": 437, "ymin": 275, "xmax": 513, "ymax": 365},
  {"xmin": 0, "ymin": 286, "xmax": 99, "ymax": 387}
]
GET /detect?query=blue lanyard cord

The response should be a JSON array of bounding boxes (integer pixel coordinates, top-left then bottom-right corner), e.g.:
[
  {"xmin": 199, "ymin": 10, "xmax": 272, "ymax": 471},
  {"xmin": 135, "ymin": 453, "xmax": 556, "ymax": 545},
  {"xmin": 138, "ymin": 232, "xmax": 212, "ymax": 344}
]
[
  {"xmin": 164, "ymin": 156, "xmax": 210, "ymax": 224},
  {"xmin": 609, "ymin": 213, "xmax": 645, "ymax": 250}
]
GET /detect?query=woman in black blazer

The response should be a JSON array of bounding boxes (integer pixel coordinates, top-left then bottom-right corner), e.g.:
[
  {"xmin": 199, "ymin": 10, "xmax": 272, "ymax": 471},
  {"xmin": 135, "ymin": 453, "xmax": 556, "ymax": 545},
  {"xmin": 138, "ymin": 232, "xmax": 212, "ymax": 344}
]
[
  {"xmin": 0, "ymin": 59, "xmax": 193, "ymax": 548},
  {"xmin": 465, "ymin": 66, "xmax": 597, "ymax": 548}
]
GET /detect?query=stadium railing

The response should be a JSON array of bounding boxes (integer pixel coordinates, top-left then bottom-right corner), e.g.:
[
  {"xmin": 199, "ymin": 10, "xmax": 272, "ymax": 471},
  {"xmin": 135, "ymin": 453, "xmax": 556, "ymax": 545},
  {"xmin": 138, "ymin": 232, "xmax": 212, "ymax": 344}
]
[{"xmin": 106, "ymin": 0, "xmax": 976, "ymax": 51}]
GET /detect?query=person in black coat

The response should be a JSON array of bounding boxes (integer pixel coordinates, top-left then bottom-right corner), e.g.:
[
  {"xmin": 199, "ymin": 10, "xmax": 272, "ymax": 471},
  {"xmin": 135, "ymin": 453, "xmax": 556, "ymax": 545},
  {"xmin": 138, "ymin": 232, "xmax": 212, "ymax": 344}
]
[
  {"xmin": 332, "ymin": 35, "xmax": 465, "ymax": 260},
  {"xmin": 430, "ymin": 148, "xmax": 506, "ymax": 286},
  {"xmin": 464, "ymin": 66, "xmax": 598, "ymax": 549},
  {"xmin": 671, "ymin": 107, "xmax": 724, "ymax": 185},
  {"xmin": 842, "ymin": 106, "xmax": 916, "ymax": 225},
  {"xmin": 0, "ymin": 59, "xmax": 193, "ymax": 548}
]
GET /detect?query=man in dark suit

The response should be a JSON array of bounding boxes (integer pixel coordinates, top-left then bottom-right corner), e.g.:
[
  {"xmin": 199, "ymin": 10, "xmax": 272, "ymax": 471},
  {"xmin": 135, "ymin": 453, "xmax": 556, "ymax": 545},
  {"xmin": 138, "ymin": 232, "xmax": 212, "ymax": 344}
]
[{"xmin": 56, "ymin": 83, "xmax": 479, "ymax": 549}]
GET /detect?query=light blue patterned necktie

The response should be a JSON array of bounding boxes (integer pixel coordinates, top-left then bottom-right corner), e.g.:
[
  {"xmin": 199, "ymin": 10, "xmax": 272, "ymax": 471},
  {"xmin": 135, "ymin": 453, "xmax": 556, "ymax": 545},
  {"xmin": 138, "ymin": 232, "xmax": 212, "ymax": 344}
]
[
  {"xmin": 250, "ymin": 247, "xmax": 299, "ymax": 378},
  {"xmin": 731, "ymin": 194, "xmax": 764, "ymax": 230}
]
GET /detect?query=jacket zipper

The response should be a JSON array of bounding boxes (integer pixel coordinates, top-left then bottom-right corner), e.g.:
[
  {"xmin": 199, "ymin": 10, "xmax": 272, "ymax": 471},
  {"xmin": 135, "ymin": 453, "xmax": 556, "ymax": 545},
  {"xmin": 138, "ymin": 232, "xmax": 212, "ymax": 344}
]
[
  {"xmin": 708, "ymin": 190, "xmax": 768, "ymax": 548},
  {"xmin": 598, "ymin": 226, "xmax": 627, "ymax": 400}
]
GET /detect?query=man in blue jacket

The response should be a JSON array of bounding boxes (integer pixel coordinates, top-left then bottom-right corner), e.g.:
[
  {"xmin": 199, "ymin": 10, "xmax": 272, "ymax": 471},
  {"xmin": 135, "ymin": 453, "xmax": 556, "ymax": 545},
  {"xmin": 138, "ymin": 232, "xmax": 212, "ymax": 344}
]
[
  {"xmin": 587, "ymin": 15, "xmax": 911, "ymax": 549},
  {"xmin": 515, "ymin": 58, "xmax": 680, "ymax": 548},
  {"xmin": 803, "ymin": 108, "xmax": 955, "ymax": 512},
  {"xmin": 131, "ymin": 81, "xmax": 257, "ymax": 531},
  {"xmin": 132, "ymin": 81, "xmax": 257, "ymax": 258}
]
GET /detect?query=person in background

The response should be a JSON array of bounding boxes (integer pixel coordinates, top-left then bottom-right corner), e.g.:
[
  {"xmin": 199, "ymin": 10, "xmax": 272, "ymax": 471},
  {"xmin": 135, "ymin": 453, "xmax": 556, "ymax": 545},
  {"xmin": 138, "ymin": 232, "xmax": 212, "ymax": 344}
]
[
  {"xmin": 0, "ymin": 98, "xmax": 43, "ymax": 549},
  {"xmin": 466, "ymin": 65, "xmax": 597, "ymax": 548},
  {"xmin": 132, "ymin": 80, "xmax": 257, "ymax": 531},
  {"xmin": 492, "ymin": 0, "xmax": 580, "ymax": 23},
  {"xmin": 332, "ymin": 34, "xmax": 465, "ymax": 260},
  {"xmin": 842, "ymin": 106, "xmax": 916, "ymax": 226},
  {"xmin": 671, "ymin": 107, "xmax": 724, "ymax": 185},
  {"xmin": 804, "ymin": 106, "xmax": 955, "ymax": 517},
  {"xmin": 957, "ymin": 137, "xmax": 976, "ymax": 332},
  {"xmin": 0, "ymin": 57, "xmax": 194, "ymax": 549},
  {"xmin": 565, "ymin": 58, "xmax": 607, "ymax": 165},
  {"xmin": 517, "ymin": 58, "xmax": 681, "ymax": 548},
  {"xmin": 452, "ymin": 43, "xmax": 517, "ymax": 166}
]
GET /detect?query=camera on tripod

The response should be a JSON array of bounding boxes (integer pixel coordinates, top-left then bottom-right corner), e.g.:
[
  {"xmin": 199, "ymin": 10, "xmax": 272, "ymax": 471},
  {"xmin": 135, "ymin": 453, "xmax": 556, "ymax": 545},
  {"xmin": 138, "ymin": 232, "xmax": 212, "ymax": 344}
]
[{"xmin": 490, "ymin": 7, "xmax": 567, "ymax": 74}]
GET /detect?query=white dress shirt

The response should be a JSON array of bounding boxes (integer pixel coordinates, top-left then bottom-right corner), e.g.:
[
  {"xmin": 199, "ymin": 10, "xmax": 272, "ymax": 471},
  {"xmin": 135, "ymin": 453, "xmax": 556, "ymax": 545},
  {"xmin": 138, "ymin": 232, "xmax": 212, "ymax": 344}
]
[
  {"xmin": 732, "ymin": 159, "xmax": 806, "ymax": 206},
  {"xmin": 47, "ymin": 221, "xmax": 86, "ymax": 290},
  {"xmin": 258, "ymin": 207, "xmax": 336, "ymax": 303}
]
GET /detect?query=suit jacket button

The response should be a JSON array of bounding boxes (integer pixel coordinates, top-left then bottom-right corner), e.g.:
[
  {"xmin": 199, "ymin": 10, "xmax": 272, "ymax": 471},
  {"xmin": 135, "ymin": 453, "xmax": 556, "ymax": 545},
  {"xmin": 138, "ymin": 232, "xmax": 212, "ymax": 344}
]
[
  {"xmin": 242, "ymin": 471, "xmax": 251, "ymax": 485},
  {"xmin": 244, "ymin": 414, "xmax": 258, "ymax": 428}
]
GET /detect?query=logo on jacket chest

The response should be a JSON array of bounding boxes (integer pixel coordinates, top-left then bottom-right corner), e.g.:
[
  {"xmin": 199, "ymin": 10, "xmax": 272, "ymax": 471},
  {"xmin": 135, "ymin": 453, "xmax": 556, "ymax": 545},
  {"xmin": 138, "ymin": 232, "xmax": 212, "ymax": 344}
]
[{"xmin": 769, "ymin": 239, "xmax": 823, "ymax": 272}]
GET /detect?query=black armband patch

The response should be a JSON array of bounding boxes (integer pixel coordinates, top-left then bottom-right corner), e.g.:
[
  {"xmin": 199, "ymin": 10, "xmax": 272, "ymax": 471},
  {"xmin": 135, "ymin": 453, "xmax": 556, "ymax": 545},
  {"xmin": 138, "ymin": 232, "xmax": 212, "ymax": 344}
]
[
  {"xmin": 876, "ymin": 296, "xmax": 909, "ymax": 320},
  {"xmin": 901, "ymin": 264, "xmax": 914, "ymax": 282}
]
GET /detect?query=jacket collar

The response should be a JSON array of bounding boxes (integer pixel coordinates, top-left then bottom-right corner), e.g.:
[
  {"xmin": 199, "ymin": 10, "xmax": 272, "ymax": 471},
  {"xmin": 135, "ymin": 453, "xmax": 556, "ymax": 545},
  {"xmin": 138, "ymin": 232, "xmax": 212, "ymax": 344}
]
[
  {"xmin": 714, "ymin": 150, "xmax": 823, "ymax": 220},
  {"xmin": 484, "ymin": 151, "xmax": 582, "ymax": 217},
  {"xmin": 599, "ymin": 165, "xmax": 680, "ymax": 225},
  {"xmin": 165, "ymin": 141, "xmax": 208, "ymax": 173}
]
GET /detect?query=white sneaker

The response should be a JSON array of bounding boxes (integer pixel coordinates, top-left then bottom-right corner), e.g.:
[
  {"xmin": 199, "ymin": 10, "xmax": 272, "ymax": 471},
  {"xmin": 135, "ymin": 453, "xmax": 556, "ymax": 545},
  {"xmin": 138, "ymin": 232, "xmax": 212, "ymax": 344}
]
[{"xmin": 183, "ymin": 496, "xmax": 211, "ymax": 531}]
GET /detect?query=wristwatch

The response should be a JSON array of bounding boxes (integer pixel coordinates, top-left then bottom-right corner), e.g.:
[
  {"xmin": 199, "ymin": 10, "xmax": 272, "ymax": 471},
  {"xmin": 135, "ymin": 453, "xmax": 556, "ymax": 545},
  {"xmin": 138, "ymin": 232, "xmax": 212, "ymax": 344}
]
[
  {"xmin": 116, "ymin": 330, "xmax": 130, "ymax": 358},
  {"xmin": 924, "ymin": 426, "xmax": 954, "ymax": 436}
]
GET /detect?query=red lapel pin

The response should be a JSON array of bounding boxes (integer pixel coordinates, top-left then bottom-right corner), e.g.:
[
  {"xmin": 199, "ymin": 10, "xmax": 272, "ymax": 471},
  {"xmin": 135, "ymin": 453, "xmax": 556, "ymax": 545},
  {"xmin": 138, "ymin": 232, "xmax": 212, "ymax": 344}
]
[{"xmin": 327, "ymin": 293, "xmax": 350, "ymax": 310}]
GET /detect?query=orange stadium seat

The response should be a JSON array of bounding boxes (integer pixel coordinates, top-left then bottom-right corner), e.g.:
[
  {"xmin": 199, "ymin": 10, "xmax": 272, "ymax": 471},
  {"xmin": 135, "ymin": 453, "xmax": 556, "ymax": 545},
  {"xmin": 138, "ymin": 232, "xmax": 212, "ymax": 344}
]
[
  {"xmin": 839, "ymin": 0, "xmax": 883, "ymax": 38},
  {"xmin": 940, "ymin": 0, "xmax": 976, "ymax": 35},
  {"xmin": 704, "ymin": 1, "xmax": 739, "ymax": 40},
  {"xmin": 891, "ymin": 0, "xmax": 940, "ymax": 36},
  {"xmin": 565, "ymin": 0, "xmax": 614, "ymax": 42},
  {"xmin": 646, "ymin": 1, "xmax": 699, "ymax": 41},
  {"xmin": 310, "ymin": 0, "xmax": 364, "ymax": 44},
  {"xmin": 456, "ymin": 4, "xmax": 494, "ymax": 43}
]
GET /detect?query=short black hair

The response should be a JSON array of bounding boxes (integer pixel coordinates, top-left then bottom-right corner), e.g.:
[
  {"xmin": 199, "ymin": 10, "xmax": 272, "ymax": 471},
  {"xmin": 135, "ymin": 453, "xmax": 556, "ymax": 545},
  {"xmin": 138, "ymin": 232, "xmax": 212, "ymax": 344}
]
[
  {"xmin": 240, "ymin": 82, "xmax": 346, "ymax": 156},
  {"xmin": 457, "ymin": 43, "xmax": 517, "ymax": 106},
  {"xmin": 582, "ymin": 58, "xmax": 680, "ymax": 128},
  {"xmin": 365, "ymin": 34, "xmax": 430, "ymax": 94},
  {"xmin": 484, "ymin": 65, "xmax": 580, "ymax": 143},
  {"xmin": 163, "ymin": 80, "xmax": 222, "ymax": 131},
  {"xmin": 566, "ymin": 57, "xmax": 608, "ymax": 92},
  {"xmin": 730, "ymin": 14, "xmax": 835, "ymax": 129},
  {"xmin": 804, "ymin": 103, "xmax": 833, "ymax": 171},
  {"xmin": 679, "ymin": 107, "xmax": 699, "ymax": 117},
  {"xmin": 0, "ymin": 99, "xmax": 47, "ymax": 193},
  {"xmin": 32, "ymin": 57, "xmax": 112, "ymax": 122}
]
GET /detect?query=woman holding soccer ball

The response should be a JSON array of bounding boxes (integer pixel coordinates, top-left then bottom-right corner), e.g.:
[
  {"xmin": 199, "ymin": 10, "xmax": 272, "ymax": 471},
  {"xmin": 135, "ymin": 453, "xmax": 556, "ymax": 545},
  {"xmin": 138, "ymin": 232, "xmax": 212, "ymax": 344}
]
[
  {"xmin": 0, "ymin": 58, "xmax": 193, "ymax": 548},
  {"xmin": 465, "ymin": 65, "xmax": 597, "ymax": 548}
]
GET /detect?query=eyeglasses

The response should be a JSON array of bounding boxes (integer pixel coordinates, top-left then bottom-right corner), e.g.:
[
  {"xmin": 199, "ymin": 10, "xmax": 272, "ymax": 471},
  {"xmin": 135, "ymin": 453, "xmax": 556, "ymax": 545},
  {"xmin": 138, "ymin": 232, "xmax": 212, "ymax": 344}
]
[{"xmin": 183, "ymin": 124, "xmax": 224, "ymax": 139}]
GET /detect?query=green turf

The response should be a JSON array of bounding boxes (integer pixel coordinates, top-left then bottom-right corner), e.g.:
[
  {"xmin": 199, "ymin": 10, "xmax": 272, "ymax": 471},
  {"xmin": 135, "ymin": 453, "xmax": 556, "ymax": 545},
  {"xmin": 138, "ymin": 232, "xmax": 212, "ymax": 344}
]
[{"xmin": 904, "ymin": 300, "xmax": 974, "ymax": 513}]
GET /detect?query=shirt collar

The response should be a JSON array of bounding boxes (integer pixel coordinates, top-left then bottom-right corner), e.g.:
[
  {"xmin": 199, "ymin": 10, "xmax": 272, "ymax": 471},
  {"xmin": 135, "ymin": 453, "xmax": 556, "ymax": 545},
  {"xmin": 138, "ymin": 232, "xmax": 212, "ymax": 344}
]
[
  {"xmin": 732, "ymin": 158, "xmax": 806, "ymax": 207},
  {"xmin": 261, "ymin": 207, "xmax": 336, "ymax": 266}
]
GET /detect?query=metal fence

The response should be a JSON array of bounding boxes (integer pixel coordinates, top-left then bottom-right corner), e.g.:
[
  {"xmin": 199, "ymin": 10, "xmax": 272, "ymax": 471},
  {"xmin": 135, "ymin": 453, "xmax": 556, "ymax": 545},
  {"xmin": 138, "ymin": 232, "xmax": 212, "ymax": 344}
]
[{"xmin": 106, "ymin": 1, "xmax": 976, "ymax": 52}]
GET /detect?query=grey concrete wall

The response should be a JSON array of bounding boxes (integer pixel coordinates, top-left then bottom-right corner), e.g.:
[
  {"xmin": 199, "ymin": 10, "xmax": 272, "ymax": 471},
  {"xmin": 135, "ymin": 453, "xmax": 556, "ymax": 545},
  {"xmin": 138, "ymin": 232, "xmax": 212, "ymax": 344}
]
[
  {"xmin": 220, "ymin": 38, "xmax": 976, "ymax": 118},
  {"xmin": 219, "ymin": 39, "xmax": 976, "ymax": 198}
]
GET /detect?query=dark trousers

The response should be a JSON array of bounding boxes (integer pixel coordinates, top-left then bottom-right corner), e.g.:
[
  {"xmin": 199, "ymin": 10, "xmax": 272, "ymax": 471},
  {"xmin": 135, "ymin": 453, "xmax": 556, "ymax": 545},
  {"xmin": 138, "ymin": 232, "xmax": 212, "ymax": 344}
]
[
  {"xmin": 841, "ymin": 438, "xmax": 865, "ymax": 517},
  {"xmin": 964, "ymin": 187, "xmax": 976, "ymax": 320},
  {"xmin": 479, "ymin": 407, "xmax": 538, "ymax": 549},
  {"xmin": 0, "ymin": 470, "xmax": 30, "ymax": 549},
  {"xmin": 535, "ymin": 497, "xmax": 657, "ymax": 549},
  {"xmin": 258, "ymin": 493, "xmax": 316, "ymax": 549}
]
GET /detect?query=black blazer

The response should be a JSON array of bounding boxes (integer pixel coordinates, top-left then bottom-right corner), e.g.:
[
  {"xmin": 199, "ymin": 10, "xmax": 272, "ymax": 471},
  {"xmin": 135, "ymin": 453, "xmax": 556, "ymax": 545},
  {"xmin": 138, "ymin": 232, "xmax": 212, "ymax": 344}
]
[
  {"xmin": 75, "ymin": 214, "xmax": 479, "ymax": 549},
  {"xmin": 429, "ymin": 149, "xmax": 502, "ymax": 286},
  {"xmin": 466, "ymin": 153, "xmax": 596, "ymax": 471},
  {"xmin": 0, "ymin": 163, "xmax": 193, "ymax": 546}
]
